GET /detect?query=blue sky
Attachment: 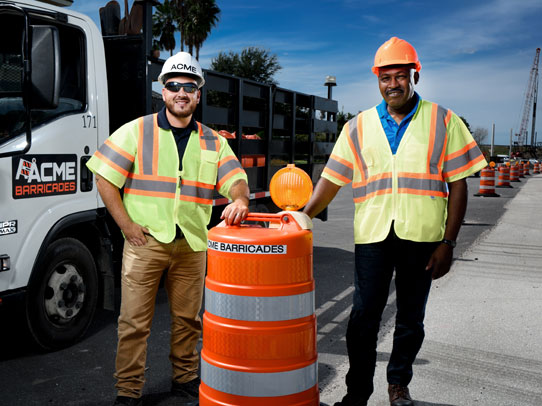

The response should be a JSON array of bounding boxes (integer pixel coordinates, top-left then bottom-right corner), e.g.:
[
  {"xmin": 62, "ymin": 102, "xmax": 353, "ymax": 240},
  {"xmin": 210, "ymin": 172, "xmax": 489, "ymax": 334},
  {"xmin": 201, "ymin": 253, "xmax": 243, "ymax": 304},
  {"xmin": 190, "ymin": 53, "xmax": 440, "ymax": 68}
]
[{"xmin": 69, "ymin": 0, "xmax": 542, "ymax": 145}]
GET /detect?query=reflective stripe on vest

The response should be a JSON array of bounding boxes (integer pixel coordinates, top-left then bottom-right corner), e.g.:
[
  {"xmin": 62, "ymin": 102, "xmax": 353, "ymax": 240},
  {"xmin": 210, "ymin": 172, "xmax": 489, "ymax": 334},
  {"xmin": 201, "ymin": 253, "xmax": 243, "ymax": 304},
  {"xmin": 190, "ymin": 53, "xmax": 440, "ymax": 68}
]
[
  {"xmin": 124, "ymin": 114, "xmax": 219, "ymax": 204},
  {"xmin": 201, "ymin": 358, "xmax": 317, "ymax": 397},
  {"xmin": 94, "ymin": 139, "xmax": 135, "ymax": 177},
  {"xmin": 204, "ymin": 287, "xmax": 315, "ymax": 321},
  {"xmin": 443, "ymin": 140, "xmax": 485, "ymax": 177},
  {"xmin": 200, "ymin": 122, "xmax": 220, "ymax": 152},
  {"xmin": 217, "ymin": 156, "xmax": 244, "ymax": 189},
  {"xmin": 324, "ymin": 154, "xmax": 354, "ymax": 184},
  {"xmin": 350, "ymin": 102, "xmax": 449, "ymax": 201},
  {"xmin": 180, "ymin": 179, "xmax": 215, "ymax": 204}
]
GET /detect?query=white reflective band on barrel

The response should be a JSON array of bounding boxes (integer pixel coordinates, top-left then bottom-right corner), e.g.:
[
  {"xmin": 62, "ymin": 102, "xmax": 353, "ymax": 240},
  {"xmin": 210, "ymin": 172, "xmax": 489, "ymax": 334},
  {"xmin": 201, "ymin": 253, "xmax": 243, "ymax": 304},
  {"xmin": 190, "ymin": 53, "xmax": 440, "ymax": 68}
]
[
  {"xmin": 201, "ymin": 358, "xmax": 317, "ymax": 397},
  {"xmin": 205, "ymin": 287, "xmax": 314, "ymax": 321}
]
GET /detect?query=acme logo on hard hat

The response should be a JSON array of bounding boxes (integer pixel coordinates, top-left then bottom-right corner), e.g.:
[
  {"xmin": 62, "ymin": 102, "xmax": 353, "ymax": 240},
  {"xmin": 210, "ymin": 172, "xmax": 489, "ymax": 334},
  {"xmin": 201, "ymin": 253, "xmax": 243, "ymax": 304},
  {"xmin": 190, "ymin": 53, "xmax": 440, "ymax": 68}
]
[{"xmin": 171, "ymin": 63, "xmax": 197, "ymax": 73}]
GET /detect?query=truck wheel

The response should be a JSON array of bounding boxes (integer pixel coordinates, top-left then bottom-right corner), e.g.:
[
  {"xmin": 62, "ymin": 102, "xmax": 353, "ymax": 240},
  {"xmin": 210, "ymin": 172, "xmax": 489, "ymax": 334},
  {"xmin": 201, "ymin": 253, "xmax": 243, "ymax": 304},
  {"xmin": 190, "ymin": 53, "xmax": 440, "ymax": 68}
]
[{"xmin": 26, "ymin": 238, "xmax": 98, "ymax": 350}]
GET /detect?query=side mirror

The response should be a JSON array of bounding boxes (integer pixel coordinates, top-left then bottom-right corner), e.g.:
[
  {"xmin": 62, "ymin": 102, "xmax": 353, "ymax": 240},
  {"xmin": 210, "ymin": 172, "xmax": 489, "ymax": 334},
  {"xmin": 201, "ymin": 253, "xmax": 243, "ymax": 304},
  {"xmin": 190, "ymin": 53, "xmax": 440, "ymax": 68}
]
[{"xmin": 30, "ymin": 25, "xmax": 60, "ymax": 110}]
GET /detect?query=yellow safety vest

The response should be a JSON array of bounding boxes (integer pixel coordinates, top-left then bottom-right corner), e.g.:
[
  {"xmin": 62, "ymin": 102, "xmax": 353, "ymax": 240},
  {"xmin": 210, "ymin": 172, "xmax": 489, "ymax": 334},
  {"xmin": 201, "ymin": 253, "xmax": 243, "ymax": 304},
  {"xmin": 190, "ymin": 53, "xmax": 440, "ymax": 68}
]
[
  {"xmin": 322, "ymin": 99, "xmax": 486, "ymax": 244},
  {"xmin": 87, "ymin": 113, "xmax": 247, "ymax": 250}
]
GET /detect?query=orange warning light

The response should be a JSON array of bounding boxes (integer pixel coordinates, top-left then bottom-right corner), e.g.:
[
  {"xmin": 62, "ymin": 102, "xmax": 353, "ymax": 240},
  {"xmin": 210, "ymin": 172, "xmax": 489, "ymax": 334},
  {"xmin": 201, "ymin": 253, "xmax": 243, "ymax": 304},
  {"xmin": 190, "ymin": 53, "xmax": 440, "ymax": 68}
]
[
  {"xmin": 489, "ymin": 161, "xmax": 496, "ymax": 168},
  {"xmin": 269, "ymin": 164, "xmax": 313, "ymax": 211}
]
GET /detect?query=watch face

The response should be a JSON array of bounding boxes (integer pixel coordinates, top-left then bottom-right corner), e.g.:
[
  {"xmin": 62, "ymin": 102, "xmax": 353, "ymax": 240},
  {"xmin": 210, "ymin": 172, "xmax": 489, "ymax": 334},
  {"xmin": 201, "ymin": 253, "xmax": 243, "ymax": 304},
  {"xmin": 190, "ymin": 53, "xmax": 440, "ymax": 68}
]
[{"xmin": 442, "ymin": 239, "xmax": 456, "ymax": 248}]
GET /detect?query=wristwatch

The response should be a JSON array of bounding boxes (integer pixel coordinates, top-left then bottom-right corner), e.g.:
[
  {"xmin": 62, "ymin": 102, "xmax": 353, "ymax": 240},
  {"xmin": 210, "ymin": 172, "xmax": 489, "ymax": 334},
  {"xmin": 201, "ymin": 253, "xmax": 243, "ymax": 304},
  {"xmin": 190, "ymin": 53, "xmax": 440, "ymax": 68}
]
[{"xmin": 441, "ymin": 238, "xmax": 456, "ymax": 248}]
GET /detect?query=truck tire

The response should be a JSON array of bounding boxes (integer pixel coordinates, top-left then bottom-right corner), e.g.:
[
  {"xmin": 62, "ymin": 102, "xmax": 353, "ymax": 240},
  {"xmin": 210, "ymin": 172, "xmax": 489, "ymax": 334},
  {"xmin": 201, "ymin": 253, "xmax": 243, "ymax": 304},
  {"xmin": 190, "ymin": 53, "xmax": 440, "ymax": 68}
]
[{"xmin": 26, "ymin": 238, "xmax": 98, "ymax": 350}]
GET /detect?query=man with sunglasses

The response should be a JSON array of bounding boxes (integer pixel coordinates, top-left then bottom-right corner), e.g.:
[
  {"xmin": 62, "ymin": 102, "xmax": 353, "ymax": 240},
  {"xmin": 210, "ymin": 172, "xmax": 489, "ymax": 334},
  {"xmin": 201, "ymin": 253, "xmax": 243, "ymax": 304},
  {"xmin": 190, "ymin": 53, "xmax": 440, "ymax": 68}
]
[{"xmin": 87, "ymin": 52, "xmax": 249, "ymax": 406}]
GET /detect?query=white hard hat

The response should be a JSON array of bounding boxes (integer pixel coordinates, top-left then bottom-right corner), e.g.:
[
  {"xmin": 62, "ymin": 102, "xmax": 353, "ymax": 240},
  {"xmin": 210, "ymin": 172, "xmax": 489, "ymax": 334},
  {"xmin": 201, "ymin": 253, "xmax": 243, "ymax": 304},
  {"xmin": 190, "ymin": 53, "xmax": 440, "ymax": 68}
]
[{"xmin": 158, "ymin": 52, "xmax": 205, "ymax": 88}]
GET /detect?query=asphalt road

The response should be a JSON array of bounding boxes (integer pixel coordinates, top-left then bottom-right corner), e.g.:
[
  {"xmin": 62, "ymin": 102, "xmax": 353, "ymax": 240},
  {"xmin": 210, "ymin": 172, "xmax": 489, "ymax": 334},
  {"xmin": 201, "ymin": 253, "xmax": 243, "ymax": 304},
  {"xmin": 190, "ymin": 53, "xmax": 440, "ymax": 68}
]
[{"xmin": 0, "ymin": 175, "xmax": 535, "ymax": 406}]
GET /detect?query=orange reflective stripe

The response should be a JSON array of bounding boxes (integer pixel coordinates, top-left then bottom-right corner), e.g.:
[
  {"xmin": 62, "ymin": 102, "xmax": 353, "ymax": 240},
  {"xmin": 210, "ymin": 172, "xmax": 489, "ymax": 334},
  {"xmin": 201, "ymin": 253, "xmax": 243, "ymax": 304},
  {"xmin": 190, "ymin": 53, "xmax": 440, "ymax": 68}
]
[
  {"xmin": 125, "ymin": 176, "xmax": 177, "ymax": 196},
  {"xmin": 323, "ymin": 167, "xmax": 351, "ymax": 184},
  {"xmin": 152, "ymin": 114, "xmax": 159, "ymax": 176},
  {"xmin": 199, "ymin": 122, "xmax": 220, "ymax": 151},
  {"xmin": 346, "ymin": 114, "xmax": 368, "ymax": 183},
  {"xmin": 182, "ymin": 179, "xmax": 215, "ymax": 189},
  {"xmin": 217, "ymin": 167, "xmax": 244, "ymax": 190},
  {"xmin": 217, "ymin": 156, "xmax": 243, "ymax": 188},
  {"xmin": 324, "ymin": 154, "xmax": 353, "ymax": 183},
  {"xmin": 426, "ymin": 103, "xmax": 437, "ymax": 174},
  {"xmin": 397, "ymin": 176, "xmax": 447, "ymax": 196},
  {"xmin": 124, "ymin": 188, "xmax": 176, "ymax": 198},
  {"xmin": 397, "ymin": 171, "xmax": 442, "ymax": 181},
  {"xmin": 129, "ymin": 173, "xmax": 177, "ymax": 182},
  {"xmin": 137, "ymin": 117, "xmax": 145, "ymax": 174},
  {"xmin": 94, "ymin": 150, "xmax": 130, "ymax": 178},
  {"xmin": 352, "ymin": 173, "xmax": 393, "ymax": 202},
  {"xmin": 104, "ymin": 139, "xmax": 135, "ymax": 162},
  {"xmin": 181, "ymin": 179, "xmax": 215, "ymax": 204}
]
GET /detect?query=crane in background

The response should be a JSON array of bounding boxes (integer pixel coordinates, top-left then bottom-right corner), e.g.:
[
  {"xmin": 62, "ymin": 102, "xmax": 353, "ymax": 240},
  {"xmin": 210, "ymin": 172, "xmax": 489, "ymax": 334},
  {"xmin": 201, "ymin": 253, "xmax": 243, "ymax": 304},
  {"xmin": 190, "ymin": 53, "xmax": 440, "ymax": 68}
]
[{"xmin": 515, "ymin": 48, "xmax": 540, "ymax": 157}]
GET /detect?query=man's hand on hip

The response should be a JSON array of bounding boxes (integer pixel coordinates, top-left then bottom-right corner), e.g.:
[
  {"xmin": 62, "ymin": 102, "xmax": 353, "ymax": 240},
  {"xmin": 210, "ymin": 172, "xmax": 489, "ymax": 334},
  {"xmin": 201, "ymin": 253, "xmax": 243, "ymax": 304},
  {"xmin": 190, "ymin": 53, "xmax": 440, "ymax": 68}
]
[{"xmin": 123, "ymin": 221, "xmax": 150, "ymax": 246}]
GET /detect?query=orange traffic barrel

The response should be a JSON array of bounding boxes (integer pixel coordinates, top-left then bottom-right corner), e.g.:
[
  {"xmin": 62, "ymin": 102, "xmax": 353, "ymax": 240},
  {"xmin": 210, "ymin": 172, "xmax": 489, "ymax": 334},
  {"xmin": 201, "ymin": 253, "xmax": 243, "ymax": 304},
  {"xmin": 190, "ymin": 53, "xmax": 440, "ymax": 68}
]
[
  {"xmin": 496, "ymin": 165, "xmax": 512, "ymax": 188},
  {"xmin": 533, "ymin": 162, "xmax": 540, "ymax": 174},
  {"xmin": 201, "ymin": 212, "xmax": 318, "ymax": 406},
  {"xmin": 518, "ymin": 163, "xmax": 525, "ymax": 178},
  {"xmin": 509, "ymin": 164, "xmax": 521, "ymax": 182},
  {"xmin": 474, "ymin": 167, "xmax": 500, "ymax": 197},
  {"xmin": 524, "ymin": 162, "xmax": 531, "ymax": 176}
]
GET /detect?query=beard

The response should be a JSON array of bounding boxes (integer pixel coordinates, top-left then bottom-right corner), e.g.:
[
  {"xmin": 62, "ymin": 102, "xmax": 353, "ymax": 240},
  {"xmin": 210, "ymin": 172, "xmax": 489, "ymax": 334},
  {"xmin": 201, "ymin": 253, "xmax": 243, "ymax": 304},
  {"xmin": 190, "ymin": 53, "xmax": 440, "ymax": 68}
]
[{"xmin": 164, "ymin": 96, "xmax": 198, "ymax": 119}]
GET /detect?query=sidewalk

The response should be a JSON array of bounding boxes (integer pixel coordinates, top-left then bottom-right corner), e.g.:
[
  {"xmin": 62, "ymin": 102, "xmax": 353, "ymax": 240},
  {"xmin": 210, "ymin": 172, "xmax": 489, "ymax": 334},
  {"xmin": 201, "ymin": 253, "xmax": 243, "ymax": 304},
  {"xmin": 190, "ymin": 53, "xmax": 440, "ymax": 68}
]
[{"xmin": 321, "ymin": 175, "xmax": 542, "ymax": 406}]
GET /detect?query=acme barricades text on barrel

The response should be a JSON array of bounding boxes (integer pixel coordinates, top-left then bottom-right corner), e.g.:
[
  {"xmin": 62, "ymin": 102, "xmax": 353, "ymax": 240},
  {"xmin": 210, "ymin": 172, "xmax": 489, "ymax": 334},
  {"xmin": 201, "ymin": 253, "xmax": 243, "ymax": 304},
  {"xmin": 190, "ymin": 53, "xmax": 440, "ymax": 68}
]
[{"xmin": 201, "ymin": 212, "xmax": 318, "ymax": 406}]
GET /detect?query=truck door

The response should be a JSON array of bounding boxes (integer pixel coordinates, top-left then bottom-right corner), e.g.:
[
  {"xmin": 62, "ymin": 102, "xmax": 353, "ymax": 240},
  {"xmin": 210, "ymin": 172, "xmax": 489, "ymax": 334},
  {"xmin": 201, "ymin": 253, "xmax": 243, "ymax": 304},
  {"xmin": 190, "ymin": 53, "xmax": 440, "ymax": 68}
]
[{"xmin": 0, "ymin": 5, "xmax": 100, "ymax": 349}]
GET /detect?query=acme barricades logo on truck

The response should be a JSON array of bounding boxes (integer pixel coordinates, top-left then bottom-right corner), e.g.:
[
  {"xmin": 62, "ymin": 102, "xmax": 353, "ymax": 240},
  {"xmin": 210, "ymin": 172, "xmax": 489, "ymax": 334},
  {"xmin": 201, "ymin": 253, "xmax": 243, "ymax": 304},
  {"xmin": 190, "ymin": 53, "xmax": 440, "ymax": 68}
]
[{"xmin": 12, "ymin": 154, "xmax": 77, "ymax": 199}]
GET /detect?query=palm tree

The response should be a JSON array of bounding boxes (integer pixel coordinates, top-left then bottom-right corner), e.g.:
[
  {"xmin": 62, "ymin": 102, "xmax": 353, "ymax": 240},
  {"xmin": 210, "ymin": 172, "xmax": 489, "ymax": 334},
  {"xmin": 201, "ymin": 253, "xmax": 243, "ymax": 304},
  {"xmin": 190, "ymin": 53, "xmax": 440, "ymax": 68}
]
[
  {"xmin": 182, "ymin": 0, "xmax": 220, "ymax": 60},
  {"xmin": 152, "ymin": 0, "xmax": 178, "ymax": 56},
  {"xmin": 152, "ymin": 0, "xmax": 220, "ymax": 59}
]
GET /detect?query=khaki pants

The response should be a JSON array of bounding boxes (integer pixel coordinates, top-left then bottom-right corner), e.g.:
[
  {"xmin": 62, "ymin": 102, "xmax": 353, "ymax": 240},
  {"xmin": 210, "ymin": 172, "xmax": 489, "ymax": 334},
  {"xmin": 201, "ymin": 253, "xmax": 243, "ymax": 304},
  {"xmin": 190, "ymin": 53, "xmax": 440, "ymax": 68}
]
[{"xmin": 114, "ymin": 235, "xmax": 206, "ymax": 398}]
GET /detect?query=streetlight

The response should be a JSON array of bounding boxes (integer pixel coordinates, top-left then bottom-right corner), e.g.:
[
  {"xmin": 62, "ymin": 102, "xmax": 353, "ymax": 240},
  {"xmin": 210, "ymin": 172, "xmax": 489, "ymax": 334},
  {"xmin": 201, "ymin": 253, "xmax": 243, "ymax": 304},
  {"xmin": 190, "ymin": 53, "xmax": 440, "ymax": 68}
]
[{"xmin": 324, "ymin": 75, "xmax": 336, "ymax": 99}]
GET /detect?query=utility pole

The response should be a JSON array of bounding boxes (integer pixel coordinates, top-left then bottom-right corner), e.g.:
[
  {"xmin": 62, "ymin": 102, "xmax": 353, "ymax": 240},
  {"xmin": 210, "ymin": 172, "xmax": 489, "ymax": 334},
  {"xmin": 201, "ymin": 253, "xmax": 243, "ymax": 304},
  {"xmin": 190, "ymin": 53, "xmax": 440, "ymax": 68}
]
[
  {"xmin": 509, "ymin": 128, "xmax": 513, "ymax": 157},
  {"xmin": 490, "ymin": 123, "xmax": 495, "ymax": 157}
]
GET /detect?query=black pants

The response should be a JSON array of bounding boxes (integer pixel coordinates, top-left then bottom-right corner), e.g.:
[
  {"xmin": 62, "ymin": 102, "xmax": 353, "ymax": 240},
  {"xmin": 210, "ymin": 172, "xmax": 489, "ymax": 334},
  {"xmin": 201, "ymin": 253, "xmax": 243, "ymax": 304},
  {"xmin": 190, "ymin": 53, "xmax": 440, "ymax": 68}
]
[{"xmin": 344, "ymin": 228, "xmax": 438, "ymax": 400}]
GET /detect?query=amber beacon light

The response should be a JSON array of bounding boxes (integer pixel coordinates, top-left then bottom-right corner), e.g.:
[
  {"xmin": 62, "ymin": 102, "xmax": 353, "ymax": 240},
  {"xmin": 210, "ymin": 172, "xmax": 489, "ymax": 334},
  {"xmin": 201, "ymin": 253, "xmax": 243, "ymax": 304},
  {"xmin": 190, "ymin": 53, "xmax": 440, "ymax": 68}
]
[{"xmin": 269, "ymin": 164, "xmax": 313, "ymax": 211}]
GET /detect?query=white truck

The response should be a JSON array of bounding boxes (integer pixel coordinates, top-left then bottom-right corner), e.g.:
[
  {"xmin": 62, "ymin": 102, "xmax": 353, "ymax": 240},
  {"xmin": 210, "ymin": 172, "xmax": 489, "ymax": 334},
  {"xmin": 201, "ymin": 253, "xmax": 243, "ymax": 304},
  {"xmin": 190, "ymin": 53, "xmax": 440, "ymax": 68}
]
[{"xmin": 0, "ymin": 0, "xmax": 338, "ymax": 350}]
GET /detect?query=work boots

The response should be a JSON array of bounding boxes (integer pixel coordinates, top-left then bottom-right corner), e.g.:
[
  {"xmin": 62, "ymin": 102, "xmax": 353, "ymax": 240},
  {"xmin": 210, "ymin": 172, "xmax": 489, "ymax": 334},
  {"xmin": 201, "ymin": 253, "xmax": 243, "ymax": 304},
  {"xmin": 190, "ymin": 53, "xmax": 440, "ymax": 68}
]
[{"xmin": 388, "ymin": 384, "xmax": 414, "ymax": 406}]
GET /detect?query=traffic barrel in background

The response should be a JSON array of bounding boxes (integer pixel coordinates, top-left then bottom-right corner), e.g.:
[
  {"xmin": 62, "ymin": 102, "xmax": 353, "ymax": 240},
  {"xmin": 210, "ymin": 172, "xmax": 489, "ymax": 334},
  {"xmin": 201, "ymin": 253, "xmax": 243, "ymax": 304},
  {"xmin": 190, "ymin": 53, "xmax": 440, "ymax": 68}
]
[
  {"xmin": 474, "ymin": 165, "xmax": 500, "ymax": 197},
  {"xmin": 201, "ymin": 212, "xmax": 318, "ymax": 405},
  {"xmin": 518, "ymin": 163, "xmax": 525, "ymax": 178},
  {"xmin": 510, "ymin": 164, "xmax": 521, "ymax": 182},
  {"xmin": 523, "ymin": 162, "xmax": 531, "ymax": 176},
  {"xmin": 533, "ymin": 162, "xmax": 540, "ymax": 174},
  {"xmin": 496, "ymin": 164, "xmax": 512, "ymax": 188}
]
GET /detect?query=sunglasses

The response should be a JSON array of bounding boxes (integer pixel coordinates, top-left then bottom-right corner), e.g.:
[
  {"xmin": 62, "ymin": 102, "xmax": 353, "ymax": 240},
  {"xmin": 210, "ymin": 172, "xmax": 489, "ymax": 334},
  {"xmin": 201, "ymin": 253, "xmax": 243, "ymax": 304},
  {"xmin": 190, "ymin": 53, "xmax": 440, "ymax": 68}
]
[{"xmin": 164, "ymin": 82, "xmax": 199, "ymax": 93}]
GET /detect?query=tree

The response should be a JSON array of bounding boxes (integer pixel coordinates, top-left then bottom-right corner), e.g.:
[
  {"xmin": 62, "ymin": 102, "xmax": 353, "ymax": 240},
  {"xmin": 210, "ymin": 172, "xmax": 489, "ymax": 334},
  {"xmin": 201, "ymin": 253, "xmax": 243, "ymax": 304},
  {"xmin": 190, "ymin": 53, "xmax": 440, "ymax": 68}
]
[
  {"xmin": 153, "ymin": 0, "xmax": 220, "ymax": 60},
  {"xmin": 182, "ymin": 0, "xmax": 220, "ymax": 60},
  {"xmin": 152, "ymin": 0, "xmax": 178, "ymax": 56},
  {"xmin": 472, "ymin": 127, "xmax": 488, "ymax": 146},
  {"xmin": 460, "ymin": 116, "xmax": 472, "ymax": 133},
  {"xmin": 210, "ymin": 47, "xmax": 282, "ymax": 85},
  {"xmin": 337, "ymin": 109, "xmax": 356, "ymax": 133}
]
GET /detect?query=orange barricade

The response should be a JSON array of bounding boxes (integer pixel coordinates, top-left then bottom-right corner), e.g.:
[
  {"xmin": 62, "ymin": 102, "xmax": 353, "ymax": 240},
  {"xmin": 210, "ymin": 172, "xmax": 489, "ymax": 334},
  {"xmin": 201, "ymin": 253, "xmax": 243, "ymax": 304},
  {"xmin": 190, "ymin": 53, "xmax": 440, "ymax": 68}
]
[
  {"xmin": 473, "ymin": 167, "xmax": 500, "ymax": 197},
  {"xmin": 201, "ymin": 212, "xmax": 318, "ymax": 406},
  {"xmin": 496, "ymin": 165, "xmax": 512, "ymax": 188},
  {"xmin": 518, "ymin": 163, "xmax": 525, "ymax": 178},
  {"xmin": 524, "ymin": 162, "xmax": 531, "ymax": 176},
  {"xmin": 509, "ymin": 164, "xmax": 521, "ymax": 182},
  {"xmin": 533, "ymin": 162, "xmax": 540, "ymax": 174}
]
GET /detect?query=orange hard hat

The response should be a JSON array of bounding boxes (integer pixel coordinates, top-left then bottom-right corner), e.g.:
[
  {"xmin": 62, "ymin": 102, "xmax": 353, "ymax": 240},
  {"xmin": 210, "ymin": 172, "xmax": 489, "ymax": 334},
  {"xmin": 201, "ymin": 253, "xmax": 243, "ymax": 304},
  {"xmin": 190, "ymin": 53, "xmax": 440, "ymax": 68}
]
[{"xmin": 372, "ymin": 37, "xmax": 422, "ymax": 75}]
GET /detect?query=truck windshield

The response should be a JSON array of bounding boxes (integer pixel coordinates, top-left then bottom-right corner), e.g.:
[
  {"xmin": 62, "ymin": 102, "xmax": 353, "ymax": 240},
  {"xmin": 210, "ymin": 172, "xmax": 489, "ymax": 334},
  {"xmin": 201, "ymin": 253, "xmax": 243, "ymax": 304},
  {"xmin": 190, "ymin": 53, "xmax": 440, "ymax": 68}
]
[{"xmin": 0, "ymin": 11, "xmax": 86, "ymax": 146}]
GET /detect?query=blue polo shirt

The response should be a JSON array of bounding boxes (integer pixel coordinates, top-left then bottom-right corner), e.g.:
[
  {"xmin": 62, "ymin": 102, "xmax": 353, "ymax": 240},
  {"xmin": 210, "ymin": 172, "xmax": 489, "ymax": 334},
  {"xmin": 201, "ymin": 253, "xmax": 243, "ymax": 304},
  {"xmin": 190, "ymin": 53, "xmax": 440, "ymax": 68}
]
[{"xmin": 376, "ymin": 92, "xmax": 420, "ymax": 154}]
